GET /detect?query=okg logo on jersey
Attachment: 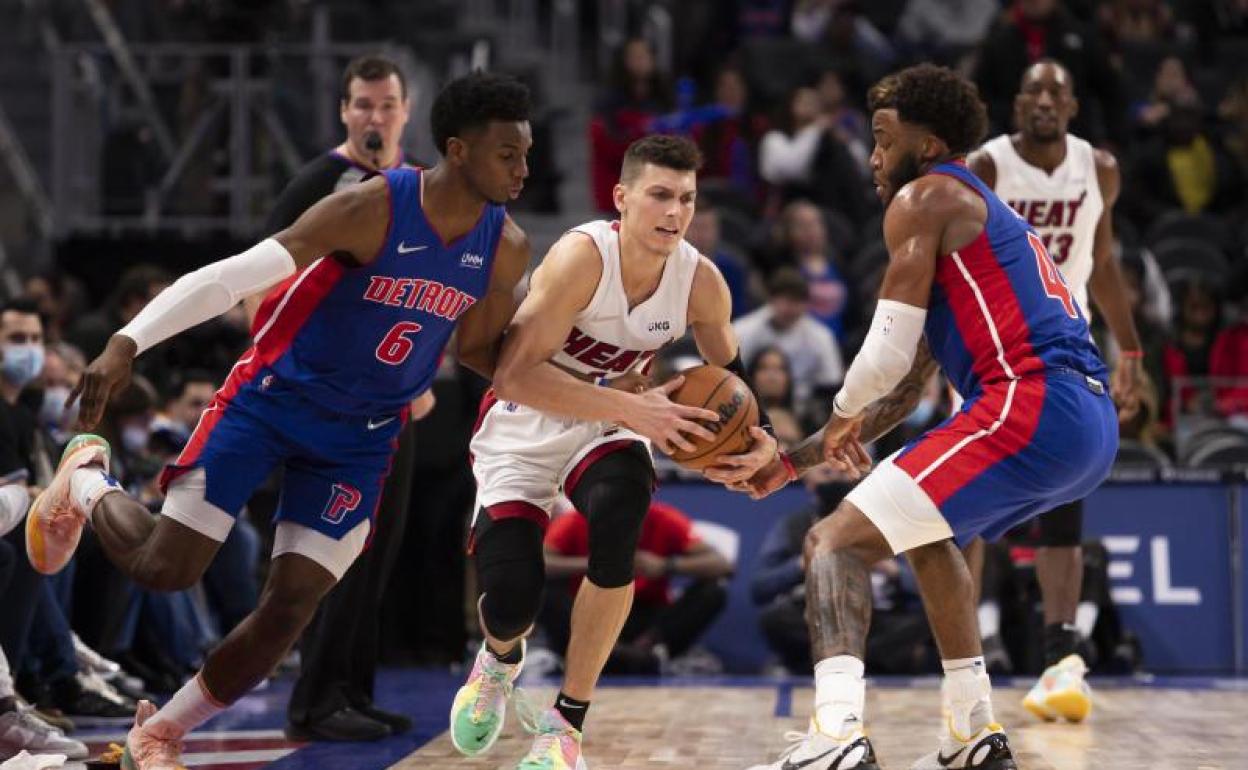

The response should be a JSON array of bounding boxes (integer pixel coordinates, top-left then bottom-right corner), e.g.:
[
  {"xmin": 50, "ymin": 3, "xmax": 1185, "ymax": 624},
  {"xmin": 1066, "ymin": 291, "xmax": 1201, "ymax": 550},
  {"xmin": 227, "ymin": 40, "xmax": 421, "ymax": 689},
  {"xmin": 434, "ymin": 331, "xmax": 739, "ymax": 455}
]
[
  {"xmin": 1102, "ymin": 535, "xmax": 1202, "ymax": 606},
  {"xmin": 460, "ymin": 252, "xmax": 484, "ymax": 269}
]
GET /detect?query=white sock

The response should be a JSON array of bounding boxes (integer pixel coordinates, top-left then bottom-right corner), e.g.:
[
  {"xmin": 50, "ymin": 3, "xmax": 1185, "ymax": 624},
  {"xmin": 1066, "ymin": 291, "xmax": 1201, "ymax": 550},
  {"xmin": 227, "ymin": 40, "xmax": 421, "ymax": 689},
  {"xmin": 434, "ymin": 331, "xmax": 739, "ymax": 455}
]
[
  {"xmin": 977, "ymin": 602, "xmax": 1000, "ymax": 639},
  {"xmin": 1075, "ymin": 602, "xmax": 1098, "ymax": 639},
  {"xmin": 942, "ymin": 656, "xmax": 993, "ymax": 740},
  {"xmin": 813, "ymin": 655, "xmax": 865, "ymax": 737},
  {"xmin": 69, "ymin": 468, "xmax": 122, "ymax": 521},
  {"xmin": 148, "ymin": 674, "xmax": 226, "ymax": 737}
]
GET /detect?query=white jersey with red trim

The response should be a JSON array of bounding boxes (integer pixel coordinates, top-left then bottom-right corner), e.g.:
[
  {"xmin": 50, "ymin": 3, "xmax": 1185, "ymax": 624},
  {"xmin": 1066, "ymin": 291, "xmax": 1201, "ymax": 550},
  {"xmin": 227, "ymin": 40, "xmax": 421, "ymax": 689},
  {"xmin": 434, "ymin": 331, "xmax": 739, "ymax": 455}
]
[
  {"xmin": 983, "ymin": 134, "xmax": 1102, "ymax": 318},
  {"xmin": 549, "ymin": 220, "xmax": 700, "ymax": 381}
]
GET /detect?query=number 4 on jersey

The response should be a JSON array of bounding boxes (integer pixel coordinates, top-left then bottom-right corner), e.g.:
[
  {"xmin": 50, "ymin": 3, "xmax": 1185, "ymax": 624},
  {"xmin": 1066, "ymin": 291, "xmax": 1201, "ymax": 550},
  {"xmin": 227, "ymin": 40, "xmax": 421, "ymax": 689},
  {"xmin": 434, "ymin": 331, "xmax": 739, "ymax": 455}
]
[{"xmin": 1028, "ymin": 231, "xmax": 1078, "ymax": 319}]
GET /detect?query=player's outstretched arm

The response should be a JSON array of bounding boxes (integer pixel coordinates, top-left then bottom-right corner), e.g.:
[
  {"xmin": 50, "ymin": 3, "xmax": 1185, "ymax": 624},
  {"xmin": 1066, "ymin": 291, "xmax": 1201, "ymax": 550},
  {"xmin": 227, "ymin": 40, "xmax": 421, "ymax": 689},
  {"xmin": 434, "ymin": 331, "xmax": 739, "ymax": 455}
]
[
  {"xmin": 492, "ymin": 233, "xmax": 720, "ymax": 454},
  {"xmin": 1086, "ymin": 150, "xmax": 1143, "ymax": 419},
  {"xmin": 71, "ymin": 177, "xmax": 390, "ymax": 430},
  {"xmin": 455, "ymin": 215, "xmax": 531, "ymax": 379}
]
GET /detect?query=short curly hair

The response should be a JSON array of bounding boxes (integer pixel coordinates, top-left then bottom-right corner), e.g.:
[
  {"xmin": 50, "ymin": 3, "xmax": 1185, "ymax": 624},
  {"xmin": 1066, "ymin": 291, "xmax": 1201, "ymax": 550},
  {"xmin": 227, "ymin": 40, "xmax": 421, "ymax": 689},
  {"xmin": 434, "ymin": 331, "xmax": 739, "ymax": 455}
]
[
  {"xmin": 620, "ymin": 134, "xmax": 703, "ymax": 184},
  {"xmin": 868, "ymin": 64, "xmax": 988, "ymax": 155},
  {"xmin": 430, "ymin": 71, "xmax": 531, "ymax": 156}
]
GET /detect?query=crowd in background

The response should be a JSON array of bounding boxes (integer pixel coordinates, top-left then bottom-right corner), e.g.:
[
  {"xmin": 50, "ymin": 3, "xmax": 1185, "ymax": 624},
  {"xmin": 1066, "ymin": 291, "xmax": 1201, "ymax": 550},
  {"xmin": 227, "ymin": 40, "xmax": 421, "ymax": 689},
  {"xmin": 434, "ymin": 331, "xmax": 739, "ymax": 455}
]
[{"xmin": 1, "ymin": 0, "xmax": 1247, "ymax": 755}]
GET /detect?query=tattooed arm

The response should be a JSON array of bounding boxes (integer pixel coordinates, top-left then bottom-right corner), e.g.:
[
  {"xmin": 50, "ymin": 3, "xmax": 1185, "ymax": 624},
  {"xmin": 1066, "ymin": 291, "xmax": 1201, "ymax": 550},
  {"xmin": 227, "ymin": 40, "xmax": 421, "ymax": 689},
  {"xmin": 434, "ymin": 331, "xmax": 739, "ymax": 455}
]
[{"xmin": 784, "ymin": 337, "xmax": 937, "ymax": 476}]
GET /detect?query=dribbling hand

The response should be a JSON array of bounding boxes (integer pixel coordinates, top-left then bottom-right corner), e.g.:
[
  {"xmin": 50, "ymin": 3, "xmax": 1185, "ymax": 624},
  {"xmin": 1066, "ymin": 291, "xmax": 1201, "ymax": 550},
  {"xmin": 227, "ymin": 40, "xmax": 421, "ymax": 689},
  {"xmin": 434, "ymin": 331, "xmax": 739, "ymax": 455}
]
[
  {"xmin": 68, "ymin": 335, "xmax": 137, "ymax": 431},
  {"xmin": 622, "ymin": 376, "xmax": 720, "ymax": 456}
]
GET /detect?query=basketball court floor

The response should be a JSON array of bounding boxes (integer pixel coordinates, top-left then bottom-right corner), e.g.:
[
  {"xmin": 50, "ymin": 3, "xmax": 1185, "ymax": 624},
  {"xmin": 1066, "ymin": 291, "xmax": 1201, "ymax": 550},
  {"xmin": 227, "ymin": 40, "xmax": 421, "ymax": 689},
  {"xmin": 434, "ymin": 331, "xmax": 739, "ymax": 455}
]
[{"xmin": 70, "ymin": 669, "xmax": 1247, "ymax": 769}]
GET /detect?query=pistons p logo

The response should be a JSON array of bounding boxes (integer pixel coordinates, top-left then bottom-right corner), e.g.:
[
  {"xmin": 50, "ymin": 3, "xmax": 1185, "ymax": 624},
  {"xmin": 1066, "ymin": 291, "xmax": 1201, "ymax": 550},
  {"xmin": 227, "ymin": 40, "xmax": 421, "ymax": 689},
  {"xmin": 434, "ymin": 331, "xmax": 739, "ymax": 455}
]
[{"xmin": 321, "ymin": 483, "xmax": 362, "ymax": 525}]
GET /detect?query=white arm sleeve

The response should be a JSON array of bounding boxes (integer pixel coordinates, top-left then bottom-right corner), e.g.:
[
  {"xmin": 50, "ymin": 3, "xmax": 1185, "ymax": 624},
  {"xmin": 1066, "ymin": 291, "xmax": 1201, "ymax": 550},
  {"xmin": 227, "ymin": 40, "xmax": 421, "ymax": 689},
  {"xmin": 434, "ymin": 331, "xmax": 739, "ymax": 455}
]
[
  {"xmin": 833, "ymin": 299, "xmax": 927, "ymax": 418},
  {"xmin": 118, "ymin": 238, "xmax": 297, "ymax": 354},
  {"xmin": 0, "ymin": 484, "xmax": 30, "ymax": 538}
]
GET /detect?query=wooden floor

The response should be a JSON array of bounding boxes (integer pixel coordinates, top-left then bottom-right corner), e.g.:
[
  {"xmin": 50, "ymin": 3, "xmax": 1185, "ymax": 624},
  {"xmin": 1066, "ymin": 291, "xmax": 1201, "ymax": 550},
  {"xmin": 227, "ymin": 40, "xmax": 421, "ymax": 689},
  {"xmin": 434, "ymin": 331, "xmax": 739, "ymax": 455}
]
[{"xmin": 393, "ymin": 681, "xmax": 1248, "ymax": 769}]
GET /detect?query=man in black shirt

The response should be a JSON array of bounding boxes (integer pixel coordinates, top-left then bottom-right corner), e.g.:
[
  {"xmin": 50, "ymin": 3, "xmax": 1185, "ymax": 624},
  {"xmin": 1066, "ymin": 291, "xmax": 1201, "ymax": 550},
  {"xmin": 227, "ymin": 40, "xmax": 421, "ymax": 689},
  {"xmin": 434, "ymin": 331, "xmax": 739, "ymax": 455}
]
[{"xmin": 259, "ymin": 54, "xmax": 429, "ymax": 744}]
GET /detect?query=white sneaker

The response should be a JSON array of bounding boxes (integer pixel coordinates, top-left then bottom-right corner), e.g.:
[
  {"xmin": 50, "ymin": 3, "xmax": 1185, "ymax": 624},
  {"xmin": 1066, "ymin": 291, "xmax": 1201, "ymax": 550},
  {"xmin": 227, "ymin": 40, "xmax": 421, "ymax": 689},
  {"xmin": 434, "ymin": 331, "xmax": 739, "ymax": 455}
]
[
  {"xmin": 77, "ymin": 670, "xmax": 135, "ymax": 709},
  {"xmin": 747, "ymin": 718, "xmax": 879, "ymax": 770},
  {"xmin": 0, "ymin": 705, "xmax": 89, "ymax": 760},
  {"xmin": 909, "ymin": 722, "xmax": 1016, "ymax": 770},
  {"xmin": 73, "ymin": 632, "xmax": 121, "ymax": 676},
  {"xmin": 1022, "ymin": 654, "xmax": 1091, "ymax": 723}
]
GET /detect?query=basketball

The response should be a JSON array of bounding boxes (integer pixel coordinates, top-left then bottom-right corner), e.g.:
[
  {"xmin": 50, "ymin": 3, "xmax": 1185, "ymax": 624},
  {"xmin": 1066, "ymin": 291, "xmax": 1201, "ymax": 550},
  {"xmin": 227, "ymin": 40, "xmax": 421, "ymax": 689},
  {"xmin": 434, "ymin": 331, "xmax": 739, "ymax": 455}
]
[{"xmin": 664, "ymin": 364, "xmax": 759, "ymax": 470}]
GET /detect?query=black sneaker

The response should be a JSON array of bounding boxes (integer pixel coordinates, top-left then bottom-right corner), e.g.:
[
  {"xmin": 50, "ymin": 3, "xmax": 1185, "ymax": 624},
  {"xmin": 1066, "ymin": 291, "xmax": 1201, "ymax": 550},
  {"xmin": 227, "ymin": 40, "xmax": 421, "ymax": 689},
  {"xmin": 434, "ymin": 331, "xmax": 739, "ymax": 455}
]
[
  {"xmin": 285, "ymin": 706, "xmax": 392, "ymax": 742},
  {"xmin": 49, "ymin": 675, "xmax": 132, "ymax": 719},
  {"xmin": 350, "ymin": 699, "xmax": 412, "ymax": 735}
]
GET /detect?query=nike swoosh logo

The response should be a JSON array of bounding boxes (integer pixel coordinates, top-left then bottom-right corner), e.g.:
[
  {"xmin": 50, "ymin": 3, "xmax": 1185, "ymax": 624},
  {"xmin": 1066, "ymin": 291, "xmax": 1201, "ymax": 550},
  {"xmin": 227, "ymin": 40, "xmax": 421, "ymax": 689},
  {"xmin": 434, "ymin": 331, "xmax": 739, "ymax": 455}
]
[
  {"xmin": 557, "ymin": 699, "xmax": 585, "ymax": 710},
  {"xmin": 937, "ymin": 746, "xmax": 965, "ymax": 767},
  {"xmin": 367, "ymin": 416, "xmax": 397, "ymax": 430},
  {"xmin": 780, "ymin": 748, "xmax": 837, "ymax": 770},
  {"xmin": 397, "ymin": 242, "xmax": 428, "ymax": 254}
]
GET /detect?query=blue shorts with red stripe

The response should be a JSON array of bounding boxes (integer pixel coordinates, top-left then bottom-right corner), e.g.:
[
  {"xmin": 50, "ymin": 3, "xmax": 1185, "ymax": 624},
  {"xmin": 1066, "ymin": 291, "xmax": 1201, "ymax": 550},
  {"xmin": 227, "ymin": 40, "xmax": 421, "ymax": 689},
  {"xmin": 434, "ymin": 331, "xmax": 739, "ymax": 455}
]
[
  {"xmin": 892, "ymin": 368, "xmax": 1117, "ymax": 545},
  {"xmin": 159, "ymin": 367, "xmax": 406, "ymax": 540}
]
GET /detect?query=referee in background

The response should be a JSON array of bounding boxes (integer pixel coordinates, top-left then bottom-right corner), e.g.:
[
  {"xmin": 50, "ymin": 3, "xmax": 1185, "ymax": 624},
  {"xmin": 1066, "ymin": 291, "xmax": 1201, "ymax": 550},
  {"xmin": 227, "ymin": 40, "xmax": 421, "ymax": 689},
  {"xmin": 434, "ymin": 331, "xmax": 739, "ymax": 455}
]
[{"xmin": 257, "ymin": 54, "xmax": 432, "ymax": 742}]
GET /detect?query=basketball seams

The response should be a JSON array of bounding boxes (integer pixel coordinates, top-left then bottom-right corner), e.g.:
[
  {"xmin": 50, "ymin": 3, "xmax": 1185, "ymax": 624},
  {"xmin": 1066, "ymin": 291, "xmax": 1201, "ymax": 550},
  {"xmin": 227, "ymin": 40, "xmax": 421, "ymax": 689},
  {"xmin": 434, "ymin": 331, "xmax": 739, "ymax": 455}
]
[{"xmin": 670, "ymin": 366, "xmax": 757, "ymax": 466}]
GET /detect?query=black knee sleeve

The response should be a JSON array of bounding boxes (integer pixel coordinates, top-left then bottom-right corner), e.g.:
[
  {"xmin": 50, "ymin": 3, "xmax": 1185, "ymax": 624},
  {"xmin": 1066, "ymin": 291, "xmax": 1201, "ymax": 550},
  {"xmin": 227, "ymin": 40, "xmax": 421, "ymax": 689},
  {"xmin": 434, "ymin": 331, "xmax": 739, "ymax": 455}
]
[
  {"xmin": 472, "ymin": 514, "xmax": 546, "ymax": 641},
  {"xmin": 567, "ymin": 444, "xmax": 653, "ymax": 589},
  {"xmin": 1036, "ymin": 500, "xmax": 1083, "ymax": 547}
]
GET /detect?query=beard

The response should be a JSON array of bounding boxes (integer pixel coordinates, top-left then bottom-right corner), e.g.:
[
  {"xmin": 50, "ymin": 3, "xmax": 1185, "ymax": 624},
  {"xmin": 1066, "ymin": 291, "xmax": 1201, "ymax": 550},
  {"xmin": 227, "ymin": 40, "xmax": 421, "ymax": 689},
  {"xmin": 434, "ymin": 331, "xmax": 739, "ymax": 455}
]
[{"xmin": 884, "ymin": 150, "xmax": 923, "ymax": 205}]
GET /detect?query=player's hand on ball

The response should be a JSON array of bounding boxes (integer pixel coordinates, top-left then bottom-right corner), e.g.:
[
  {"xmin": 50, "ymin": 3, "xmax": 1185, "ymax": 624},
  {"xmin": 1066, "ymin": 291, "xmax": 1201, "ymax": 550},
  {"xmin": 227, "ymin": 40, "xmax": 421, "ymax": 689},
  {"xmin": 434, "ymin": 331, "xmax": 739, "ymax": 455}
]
[
  {"xmin": 624, "ymin": 376, "xmax": 720, "ymax": 455},
  {"xmin": 703, "ymin": 427, "xmax": 778, "ymax": 485},
  {"xmin": 821, "ymin": 413, "xmax": 871, "ymax": 480},
  {"xmin": 728, "ymin": 456, "xmax": 792, "ymax": 499},
  {"xmin": 69, "ymin": 334, "xmax": 136, "ymax": 431}
]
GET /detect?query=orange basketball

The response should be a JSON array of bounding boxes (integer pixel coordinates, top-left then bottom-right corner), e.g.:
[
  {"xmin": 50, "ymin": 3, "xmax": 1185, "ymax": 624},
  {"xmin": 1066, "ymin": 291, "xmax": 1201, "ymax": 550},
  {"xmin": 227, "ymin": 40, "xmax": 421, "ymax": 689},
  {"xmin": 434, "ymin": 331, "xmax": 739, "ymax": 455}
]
[{"xmin": 664, "ymin": 364, "xmax": 759, "ymax": 470}]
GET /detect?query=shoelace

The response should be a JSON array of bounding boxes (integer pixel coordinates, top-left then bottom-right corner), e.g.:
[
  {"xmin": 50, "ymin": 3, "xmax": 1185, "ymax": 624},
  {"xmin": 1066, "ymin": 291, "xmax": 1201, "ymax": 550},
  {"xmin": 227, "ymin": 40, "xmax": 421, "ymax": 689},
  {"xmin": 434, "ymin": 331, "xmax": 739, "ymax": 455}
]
[
  {"xmin": 515, "ymin": 691, "xmax": 570, "ymax": 763},
  {"xmin": 471, "ymin": 659, "xmax": 514, "ymax": 720}
]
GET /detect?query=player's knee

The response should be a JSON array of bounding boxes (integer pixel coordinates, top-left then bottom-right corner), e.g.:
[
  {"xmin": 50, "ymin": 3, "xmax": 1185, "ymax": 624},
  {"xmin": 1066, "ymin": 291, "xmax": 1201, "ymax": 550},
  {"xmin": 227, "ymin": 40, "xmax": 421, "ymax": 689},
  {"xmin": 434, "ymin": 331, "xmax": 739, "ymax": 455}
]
[
  {"xmin": 571, "ymin": 448, "xmax": 652, "ymax": 589},
  {"xmin": 474, "ymin": 517, "xmax": 546, "ymax": 641}
]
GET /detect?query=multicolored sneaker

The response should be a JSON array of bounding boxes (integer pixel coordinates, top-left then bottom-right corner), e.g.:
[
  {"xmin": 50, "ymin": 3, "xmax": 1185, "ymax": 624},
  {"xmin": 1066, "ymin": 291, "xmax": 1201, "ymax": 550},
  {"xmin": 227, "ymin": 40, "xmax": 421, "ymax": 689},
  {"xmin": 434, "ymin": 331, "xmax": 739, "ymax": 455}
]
[
  {"xmin": 449, "ymin": 640, "xmax": 524, "ymax": 756},
  {"xmin": 1022, "ymin": 654, "xmax": 1091, "ymax": 723},
  {"xmin": 26, "ymin": 434, "xmax": 114, "ymax": 575},
  {"xmin": 747, "ymin": 716, "xmax": 880, "ymax": 770},
  {"xmin": 909, "ymin": 721, "xmax": 1016, "ymax": 770},
  {"xmin": 516, "ymin": 706, "xmax": 587, "ymax": 770}
]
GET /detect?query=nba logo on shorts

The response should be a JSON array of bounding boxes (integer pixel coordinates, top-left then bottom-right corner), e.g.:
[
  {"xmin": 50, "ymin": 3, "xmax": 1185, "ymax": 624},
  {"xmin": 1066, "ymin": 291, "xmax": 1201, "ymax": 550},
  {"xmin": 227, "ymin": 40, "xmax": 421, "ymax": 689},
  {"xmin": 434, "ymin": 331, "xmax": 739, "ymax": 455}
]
[{"xmin": 321, "ymin": 483, "xmax": 362, "ymax": 525}]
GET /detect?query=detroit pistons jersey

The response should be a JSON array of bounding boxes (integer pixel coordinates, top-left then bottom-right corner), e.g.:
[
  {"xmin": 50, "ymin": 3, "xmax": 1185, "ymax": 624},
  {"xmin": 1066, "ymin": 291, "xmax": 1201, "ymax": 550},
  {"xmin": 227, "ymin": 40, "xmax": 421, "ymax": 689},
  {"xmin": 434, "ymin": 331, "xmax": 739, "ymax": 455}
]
[
  {"xmin": 550, "ymin": 220, "xmax": 700, "ymax": 381},
  {"xmin": 924, "ymin": 161, "xmax": 1106, "ymax": 400},
  {"xmin": 982, "ymin": 134, "xmax": 1102, "ymax": 317},
  {"xmin": 249, "ymin": 167, "xmax": 504, "ymax": 415}
]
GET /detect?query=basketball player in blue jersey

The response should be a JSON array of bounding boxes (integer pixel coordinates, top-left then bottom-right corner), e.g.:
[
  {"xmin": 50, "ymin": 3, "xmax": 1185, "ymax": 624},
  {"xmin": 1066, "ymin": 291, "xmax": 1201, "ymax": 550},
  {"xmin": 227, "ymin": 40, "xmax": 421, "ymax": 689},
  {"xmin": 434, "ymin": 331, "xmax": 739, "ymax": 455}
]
[
  {"xmin": 23, "ymin": 71, "xmax": 536, "ymax": 769},
  {"xmin": 714, "ymin": 65, "xmax": 1118, "ymax": 770}
]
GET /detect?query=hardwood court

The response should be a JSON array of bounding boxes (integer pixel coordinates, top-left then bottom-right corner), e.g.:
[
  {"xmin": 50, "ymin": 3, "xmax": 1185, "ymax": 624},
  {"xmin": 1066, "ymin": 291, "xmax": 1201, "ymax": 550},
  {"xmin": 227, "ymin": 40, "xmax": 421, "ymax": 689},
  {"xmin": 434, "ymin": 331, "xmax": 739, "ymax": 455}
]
[{"xmin": 394, "ymin": 681, "xmax": 1247, "ymax": 769}]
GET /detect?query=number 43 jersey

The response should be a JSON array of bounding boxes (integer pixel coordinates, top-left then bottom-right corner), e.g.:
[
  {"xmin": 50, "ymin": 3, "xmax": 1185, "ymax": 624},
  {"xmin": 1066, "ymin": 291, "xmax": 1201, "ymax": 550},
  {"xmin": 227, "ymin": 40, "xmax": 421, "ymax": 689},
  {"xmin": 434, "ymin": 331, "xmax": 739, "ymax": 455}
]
[
  {"xmin": 253, "ymin": 167, "xmax": 505, "ymax": 415},
  {"xmin": 981, "ymin": 133, "xmax": 1102, "ymax": 319},
  {"xmin": 923, "ymin": 161, "xmax": 1107, "ymax": 401}
]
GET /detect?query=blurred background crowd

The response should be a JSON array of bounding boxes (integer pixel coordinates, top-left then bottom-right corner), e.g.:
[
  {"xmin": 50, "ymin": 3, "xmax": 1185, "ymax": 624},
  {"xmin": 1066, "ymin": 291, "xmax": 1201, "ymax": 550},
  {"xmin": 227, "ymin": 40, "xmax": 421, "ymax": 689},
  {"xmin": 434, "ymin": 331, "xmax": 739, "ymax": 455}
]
[{"xmin": 0, "ymin": 0, "xmax": 1245, "ymax": 756}]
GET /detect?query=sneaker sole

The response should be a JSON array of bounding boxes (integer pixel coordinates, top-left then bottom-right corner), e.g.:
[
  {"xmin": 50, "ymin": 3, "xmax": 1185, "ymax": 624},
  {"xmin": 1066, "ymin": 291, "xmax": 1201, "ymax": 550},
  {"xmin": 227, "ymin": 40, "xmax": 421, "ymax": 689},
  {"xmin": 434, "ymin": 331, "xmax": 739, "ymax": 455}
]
[
  {"xmin": 1022, "ymin": 694, "xmax": 1058, "ymax": 722},
  {"xmin": 1044, "ymin": 689, "xmax": 1091, "ymax": 723},
  {"xmin": 24, "ymin": 437, "xmax": 109, "ymax": 574}
]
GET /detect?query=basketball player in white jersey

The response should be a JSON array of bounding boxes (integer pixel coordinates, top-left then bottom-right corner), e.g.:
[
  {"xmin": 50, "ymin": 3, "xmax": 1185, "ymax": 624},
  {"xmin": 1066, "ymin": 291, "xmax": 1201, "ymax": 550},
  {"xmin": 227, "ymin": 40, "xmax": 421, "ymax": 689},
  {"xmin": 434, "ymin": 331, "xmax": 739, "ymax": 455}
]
[
  {"xmin": 449, "ymin": 135, "xmax": 779, "ymax": 769},
  {"xmin": 966, "ymin": 59, "xmax": 1143, "ymax": 723}
]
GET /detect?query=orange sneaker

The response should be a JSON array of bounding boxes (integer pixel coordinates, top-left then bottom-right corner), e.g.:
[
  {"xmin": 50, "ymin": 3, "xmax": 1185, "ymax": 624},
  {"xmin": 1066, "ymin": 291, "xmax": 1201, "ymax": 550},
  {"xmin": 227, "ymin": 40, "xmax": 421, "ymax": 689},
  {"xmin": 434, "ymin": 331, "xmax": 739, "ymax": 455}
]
[
  {"xmin": 120, "ymin": 700, "xmax": 187, "ymax": 770},
  {"xmin": 25, "ymin": 434, "xmax": 113, "ymax": 574}
]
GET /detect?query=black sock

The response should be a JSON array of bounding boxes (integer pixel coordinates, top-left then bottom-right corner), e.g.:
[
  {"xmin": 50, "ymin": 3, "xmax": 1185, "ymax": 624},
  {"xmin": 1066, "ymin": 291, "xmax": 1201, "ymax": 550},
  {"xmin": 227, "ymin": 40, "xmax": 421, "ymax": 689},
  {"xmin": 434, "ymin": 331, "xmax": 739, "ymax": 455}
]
[
  {"xmin": 1043, "ymin": 622, "xmax": 1080, "ymax": 667},
  {"xmin": 486, "ymin": 641, "xmax": 524, "ymax": 665},
  {"xmin": 554, "ymin": 691, "xmax": 589, "ymax": 731}
]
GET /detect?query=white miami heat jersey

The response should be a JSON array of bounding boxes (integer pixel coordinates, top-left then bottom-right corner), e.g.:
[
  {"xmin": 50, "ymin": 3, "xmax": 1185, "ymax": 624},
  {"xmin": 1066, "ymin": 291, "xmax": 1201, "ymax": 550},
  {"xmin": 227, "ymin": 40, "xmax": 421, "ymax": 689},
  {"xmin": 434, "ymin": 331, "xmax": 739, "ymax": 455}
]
[
  {"xmin": 550, "ymin": 219, "xmax": 700, "ymax": 381},
  {"xmin": 983, "ymin": 133, "xmax": 1103, "ymax": 317}
]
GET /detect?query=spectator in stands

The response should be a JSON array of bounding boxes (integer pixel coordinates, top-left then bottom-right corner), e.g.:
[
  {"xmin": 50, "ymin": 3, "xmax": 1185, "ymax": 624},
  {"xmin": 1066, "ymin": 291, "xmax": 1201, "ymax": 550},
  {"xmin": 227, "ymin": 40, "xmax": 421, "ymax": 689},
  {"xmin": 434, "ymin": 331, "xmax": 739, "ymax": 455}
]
[
  {"xmin": 751, "ymin": 476, "xmax": 935, "ymax": 675},
  {"xmin": 1126, "ymin": 91, "xmax": 1245, "ymax": 223},
  {"xmin": 37, "ymin": 343, "xmax": 85, "ymax": 449},
  {"xmin": 1132, "ymin": 56, "xmax": 1199, "ymax": 136},
  {"xmin": 734, "ymin": 267, "xmax": 844, "ymax": 406},
  {"xmin": 1218, "ymin": 75, "xmax": 1248, "ymax": 182},
  {"xmin": 1163, "ymin": 277, "xmax": 1223, "ymax": 421},
  {"xmin": 790, "ymin": 0, "xmax": 897, "ymax": 84},
  {"xmin": 692, "ymin": 65, "xmax": 767, "ymax": 201},
  {"xmin": 65, "ymin": 265, "xmax": 170, "ymax": 361},
  {"xmin": 746, "ymin": 346, "xmax": 807, "ymax": 446},
  {"xmin": 896, "ymin": 0, "xmax": 999, "ymax": 64},
  {"xmin": 22, "ymin": 273, "xmax": 85, "ymax": 346},
  {"xmin": 159, "ymin": 369, "xmax": 217, "ymax": 445},
  {"xmin": 590, "ymin": 38, "xmax": 674, "ymax": 211},
  {"xmin": 541, "ymin": 501, "xmax": 733, "ymax": 675},
  {"xmin": 759, "ymin": 87, "xmax": 867, "ymax": 221},
  {"xmin": 737, "ymin": 0, "xmax": 793, "ymax": 39},
  {"xmin": 1096, "ymin": 0, "xmax": 1176, "ymax": 47},
  {"xmin": 974, "ymin": 0, "xmax": 1127, "ymax": 146},
  {"xmin": 684, "ymin": 201, "xmax": 757, "ymax": 318},
  {"xmin": 777, "ymin": 200, "xmax": 853, "ymax": 342},
  {"xmin": 1210, "ymin": 289, "xmax": 1248, "ymax": 418},
  {"xmin": 814, "ymin": 68, "xmax": 870, "ymax": 172}
]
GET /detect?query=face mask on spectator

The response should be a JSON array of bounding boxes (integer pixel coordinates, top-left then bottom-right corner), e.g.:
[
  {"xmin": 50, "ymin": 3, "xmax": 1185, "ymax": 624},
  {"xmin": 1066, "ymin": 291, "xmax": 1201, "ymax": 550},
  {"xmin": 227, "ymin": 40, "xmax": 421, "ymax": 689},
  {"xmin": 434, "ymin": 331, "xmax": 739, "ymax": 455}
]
[
  {"xmin": 2, "ymin": 344, "xmax": 45, "ymax": 387},
  {"xmin": 121, "ymin": 423, "xmax": 150, "ymax": 455},
  {"xmin": 40, "ymin": 385, "xmax": 80, "ymax": 430}
]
